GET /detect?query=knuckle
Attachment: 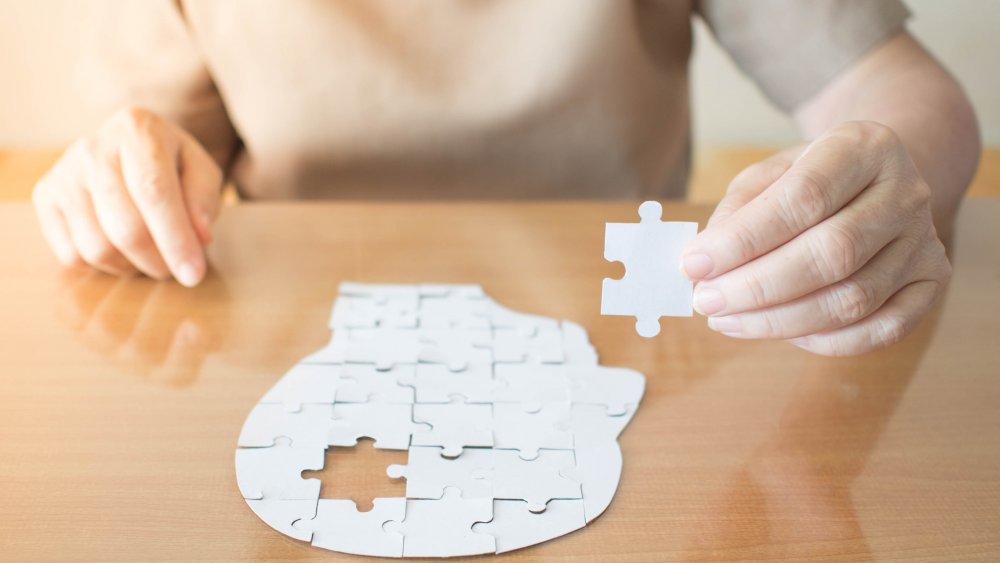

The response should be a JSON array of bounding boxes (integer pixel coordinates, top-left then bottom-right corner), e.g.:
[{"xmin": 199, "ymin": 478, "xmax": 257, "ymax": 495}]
[
  {"xmin": 827, "ymin": 278, "xmax": 878, "ymax": 326},
  {"xmin": 728, "ymin": 220, "xmax": 763, "ymax": 262},
  {"xmin": 836, "ymin": 120, "xmax": 898, "ymax": 148},
  {"xmin": 871, "ymin": 314, "xmax": 909, "ymax": 350},
  {"xmin": 131, "ymin": 171, "xmax": 175, "ymax": 204},
  {"xmin": 780, "ymin": 170, "xmax": 835, "ymax": 231},
  {"xmin": 742, "ymin": 269, "xmax": 774, "ymax": 309},
  {"xmin": 107, "ymin": 221, "xmax": 150, "ymax": 253},
  {"xmin": 808, "ymin": 223, "xmax": 863, "ymax": 282},
  {"xmin": 115, "ymin": 106, "xmax": 158, "ymax": 131}
]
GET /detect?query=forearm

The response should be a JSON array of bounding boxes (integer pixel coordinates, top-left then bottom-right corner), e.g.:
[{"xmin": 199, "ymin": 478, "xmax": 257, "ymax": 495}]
[{"xmin": 794, "ymin": 32, "xmax": 980, "ymax": 239}]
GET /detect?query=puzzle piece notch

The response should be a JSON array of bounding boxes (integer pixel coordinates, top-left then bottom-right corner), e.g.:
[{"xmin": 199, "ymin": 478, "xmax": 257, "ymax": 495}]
[
  {"xmin": 472, "ymin": 449, "xmax": 581, "ymax": 513},
  {"xmin": 245, "ymin": 498, "xmax": 319, "ymax": 542},
  {"xmin": 418, "ymin": 328, "xmax": 494, "ymax": 371},
  {"xmin": 601, "ymin": 200, "xmax": 698, "ymax": 337},
  {"xmin": 235, "ymin": 438, "xmax": 324, "ymax": 500},
  {"xmin": 384, "ymin": 487, "xmax": 495, "ymax": 557},
  {"xmin": 492, "ymin": 326, "xmax": 565, "ymax": 364},
  {"xmin": 329, "ymin": 402, "xmax": 430, "ymax": 451},
  {"xmin": 493, "ymin": 364, "xmax": 571, "ymax": 413},
  {"xmin": 386, "ymin": 446, "xmax": 494, "ymax": 500},
  {"xmin": 411, "ymin": 400, "xmax": 494, "ymax": 458},
  {"xmin": 293, "ymin": 497, "xmax": 406, "ymax": 557}
]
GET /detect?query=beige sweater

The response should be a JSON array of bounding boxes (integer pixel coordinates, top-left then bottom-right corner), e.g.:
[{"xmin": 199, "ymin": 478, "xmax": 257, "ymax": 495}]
[{"xmin": 76, "ymin": 0, "xmax": 908, "ymax": 200}]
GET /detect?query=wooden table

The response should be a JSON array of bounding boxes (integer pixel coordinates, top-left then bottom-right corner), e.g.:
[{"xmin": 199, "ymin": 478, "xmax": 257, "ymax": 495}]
[{"xmin": 1, "ymin": 200, "xmax": 998, "ymax": 561}]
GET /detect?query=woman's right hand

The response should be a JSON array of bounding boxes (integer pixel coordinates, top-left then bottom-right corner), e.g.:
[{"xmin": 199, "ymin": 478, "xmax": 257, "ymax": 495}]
[{"xmin": 32, "ymin": 107, "xmax": 223, "ymax": 287}]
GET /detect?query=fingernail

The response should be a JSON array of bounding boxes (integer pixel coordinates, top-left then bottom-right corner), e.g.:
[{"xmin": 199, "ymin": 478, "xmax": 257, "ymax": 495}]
[
  {"xmin": 681, "ymin": 253, "xmax": 714, "ymax": 279},
  {"xmin": 693, "ymin": 286, "xmax": 726, "ymax": 316},
  {"xmin": 708, "ymin": 315, "xmax": 741, "ymax": 334},
  {"xmin": 176, "ymin": 260, "xmax": 203, "ymax": 288}
]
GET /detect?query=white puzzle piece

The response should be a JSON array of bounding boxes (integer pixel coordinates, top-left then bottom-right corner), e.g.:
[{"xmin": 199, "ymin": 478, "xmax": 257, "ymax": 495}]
[
  {"xmin": 567, "ymin": 365, "xmax": 645, "ymax": 417},
  {"xmin": 601, "ymin": 200, "xmax": 698, "ymax": 337},
  {"xmin": 234, "ymin": 282, "xmax": 646, "ymax": 557},
  {"xmin": 387, "ymin": 446, "xmax": 494, "ymax": 500},
  {"xmin": 245, "ymin": 498, "xmax": 318, "ymax": 541},
  {"xmin": 329, "ymin": 402, "xmax": 429, "ymax": 450},
  {"xmin": 259, "ymin": 364, "xmax": 354, "ymax": 410},
  {"xmin": 472, "ymin": 449, "xmax": 581, "ymax": 513},
  {"xmin": 411, "ymin": 401, "xmax": 494, "ymax": 458},
  {"xmin": 398, "ymin": 363, "xmax": 502, "ymax": 404},
  {"xmin": 472, "ymin": 499, "xmax": 586, "ymax": 554},
  {"xmin": 329, "ymin": 295, "xmax": 419, "ymax": 329},
  {"xmin": 492, "ymin": 402, "xmax": 573, "ymax": 460},
  {"xmin": 235, "ymin": 438, "xmax": 324, "ymax": 500},
  {"xmin": 238, "ymin": 403, "xmax": 334, "ymax": 448},
  {"xmin": 334, "ymin": 364, "xmax": 416, "ymax": 404},
  {"xmin": 294, "ymin": 498, "xmax": 406, "ymax": 557},
  {"xmin": 386, "ymin": 487, "xmax": 495, "ymax": 557}
]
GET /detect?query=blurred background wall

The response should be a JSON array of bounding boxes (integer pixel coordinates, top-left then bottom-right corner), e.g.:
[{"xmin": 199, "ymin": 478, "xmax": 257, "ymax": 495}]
[{"xmin": 0, "ymin": 0, "xmax": 997, "ymax": 198}]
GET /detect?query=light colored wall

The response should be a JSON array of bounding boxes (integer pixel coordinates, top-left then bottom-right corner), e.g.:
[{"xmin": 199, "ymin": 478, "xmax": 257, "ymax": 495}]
[{"xmin": 1, "ymin": 0, "xmax": 998, "ymax": 148}]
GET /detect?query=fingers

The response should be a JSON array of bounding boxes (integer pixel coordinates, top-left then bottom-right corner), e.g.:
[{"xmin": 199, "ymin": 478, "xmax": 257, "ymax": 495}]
[
  {"xmin": 682, "ymin": 123, "xmax": 898, "ymax": 280},
  {"xmin": 787, "ymin": 279, "xmax": 943, "ymax": 356},
  {"xmin": 118, "ymin": 109, "xmax": 206, "ymax": 287},
  {"xmin": 178, "ymin": 131, "xmax": 223, "ymax": 245},
  {"xmin": 705, "ymin": 144, "xmax": 801, "ymax": 228},
  {"xmin": 706, "ymin": 234, "xmax": 926, "ymax": 339},
  {"xmin": 58, "ymin": 181, "xmax": 137, "ymax": 277},
  {"xmin": 84, "ymin": 151, "xmax": 171, "ymax": 280},
  {"xmin": 691, "ymin": 178, "xmax": 905, "ymax": 316},
  {"xmin": 33, "ymin": 176, "xmax": 81, "ymax": 267}
]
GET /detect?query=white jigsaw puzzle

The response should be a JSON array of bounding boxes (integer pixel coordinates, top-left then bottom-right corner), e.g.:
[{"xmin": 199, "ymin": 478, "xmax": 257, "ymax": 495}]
[
  {"xmin": 602, "ymin": 200, "xmax": 698, "ymax": 337},
  {"xmin": 235, "ymin": 282, "xmax": 646, "ymax": 557}
]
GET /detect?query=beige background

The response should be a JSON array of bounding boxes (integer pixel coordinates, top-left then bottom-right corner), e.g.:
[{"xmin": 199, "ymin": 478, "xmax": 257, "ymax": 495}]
[{"xmin": 0, "ymin": 0, "xmax": 997, "ymax": 149}]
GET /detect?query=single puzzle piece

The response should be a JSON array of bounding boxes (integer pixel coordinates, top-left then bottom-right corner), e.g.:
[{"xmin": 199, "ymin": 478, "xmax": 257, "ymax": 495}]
[
  {"xmin": 558, "ymin": 443, "xmax": 623, "ymax": 523},
  {"xmin": 334, "ymin": 364, "xmax": 415, "ymax": 404},
  {"xmin": 235, "ymin": 438, "xmax": 324, "ymax": 500},
  {"xmin": 418, "ymin": 291, "xmax": 492, "ymax": 330},
  {"xmin": 492, "ymin": 326, "xmax": 564, "ymax": 364},
  {"xmin": 418, "ymin": 328, "xmax": 494, "ymax": 371},
  {"xmin": 245, "ymin": 498, "xmax": 318, "ymax": 541},
  {"xmin": 561, "ymin": 320, "xmax": 599, "ymax": 365},
  {"xmin": 329, "ymin": 295, "xmax": 419, "ymax": 329},
  {"xmin": 567, "ymin": 365, "xmax": 645, "ymax": 416},
  {"xmin": 472, "ymin": 449, "xmax": 581, "ymax": 513},
  {"xmin": 478, "ymin": 301, "xmax": 560, "ymax": 335},
  {"xmin": 411, "ymin": 400, "xmax": 494, "ymax": 458},
  {"xmin": 386, "ymin": 446, "xmax": 494, "ymax": 500},
  {"xmin": 259, "ymin": 364, "xmax": 354, "ymax": 410},
  {"xmin": 385, "ymin": 487, "xmax": 495, "ymax": 557},
  {"xmin": 493, "ymin": 364, "xmax": 571, "ymax": 412},
  {"xmin": 329, "ymin": 402, "xmax": 430, "ymax": 450},
  {"xmin": 492, "ymin": 402, "xmax": 573, "ymax": 460},
  {"xmin": 601, "ymin": 200, "xmax": 698, "ymax": 337},
  {"xmin": 398, "ymin": 363, "xmax": 503, "ymax": 404},
  {"xmin": 472, "ymin": 499, "xmax": 586, "ymax": 554},
  {"xmin": 238, "ymin": 403, "xmax": 334, "ymax": 448},
  {"xmin": 557, "ymin": 403, "xmax": 637, "ymax": 448},
  {"xmin": 293, "ymin": 498, "xmax": 406, "ymax": 557}
]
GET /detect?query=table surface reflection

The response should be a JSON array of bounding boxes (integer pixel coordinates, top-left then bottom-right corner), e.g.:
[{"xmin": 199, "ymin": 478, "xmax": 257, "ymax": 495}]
[{"xmin": 1, "ymin": 200, "xmax": 998, "ymax": 561}]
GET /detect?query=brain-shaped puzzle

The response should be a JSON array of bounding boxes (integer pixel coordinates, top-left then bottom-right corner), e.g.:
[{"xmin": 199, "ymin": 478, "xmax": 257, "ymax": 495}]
[{"xmin": 235, "ymin": 282, "xmax": 645, "ymax": 557}]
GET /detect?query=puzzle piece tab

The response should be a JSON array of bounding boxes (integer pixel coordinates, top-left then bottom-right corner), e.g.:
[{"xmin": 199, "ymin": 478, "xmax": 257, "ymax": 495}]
[{"xmin": 601, "ymin": 200, "xmax": 698, "ymax": 337}]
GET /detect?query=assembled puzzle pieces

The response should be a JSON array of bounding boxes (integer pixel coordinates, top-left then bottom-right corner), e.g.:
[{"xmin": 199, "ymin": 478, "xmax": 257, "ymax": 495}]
[
  {"xmin": 234, "ymin": 282, "xmax": 646, "ymax": 557},
  {"xmin": 601, "ymin": 200, "xmax": 698, "ymax": 337}
]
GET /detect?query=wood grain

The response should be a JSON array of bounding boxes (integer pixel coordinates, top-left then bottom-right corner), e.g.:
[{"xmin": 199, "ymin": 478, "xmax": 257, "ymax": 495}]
[{"xmin": 1, "ymin": 200, "xmax": 998, "ymax": 561}]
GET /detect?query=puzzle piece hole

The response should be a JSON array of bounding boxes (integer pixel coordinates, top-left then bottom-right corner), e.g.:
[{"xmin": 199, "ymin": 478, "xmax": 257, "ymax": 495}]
[
  {"xmin": 604, "ymin": 260, "xmax": 626, "ymax": 282},
  {"xmin": 301, "ymin": 438, "xmax": 407, "ymax": 512}
]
